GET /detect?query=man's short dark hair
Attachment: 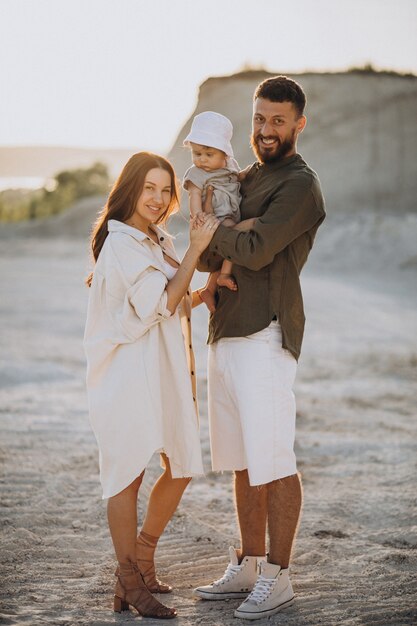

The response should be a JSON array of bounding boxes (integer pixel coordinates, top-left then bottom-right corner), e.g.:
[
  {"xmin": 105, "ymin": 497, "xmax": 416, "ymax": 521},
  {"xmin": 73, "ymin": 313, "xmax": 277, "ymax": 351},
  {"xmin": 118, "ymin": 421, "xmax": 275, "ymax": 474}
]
[{"xmin": 254, "ymin": 76, "xmax": 306, "ymax": 118}]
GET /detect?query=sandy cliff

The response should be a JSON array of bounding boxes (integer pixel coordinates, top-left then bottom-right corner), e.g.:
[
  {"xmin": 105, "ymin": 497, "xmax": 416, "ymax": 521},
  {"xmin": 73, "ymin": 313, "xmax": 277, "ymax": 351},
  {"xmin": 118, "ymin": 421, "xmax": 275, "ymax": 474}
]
[
  {"xmin": 169, "ymin": 70, "xmax": 417, "ymax": 214},
  {"xmin": 2, "ymin": 70, "xmax": 417, "ymax": 274}
]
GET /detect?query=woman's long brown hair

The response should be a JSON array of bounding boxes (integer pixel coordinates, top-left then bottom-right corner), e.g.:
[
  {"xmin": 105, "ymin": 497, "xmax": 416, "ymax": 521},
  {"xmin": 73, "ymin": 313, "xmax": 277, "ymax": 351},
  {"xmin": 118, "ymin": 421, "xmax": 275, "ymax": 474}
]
[{"xmin": 86, "ymin": 152, "xmax": 179, "ymax": 286}]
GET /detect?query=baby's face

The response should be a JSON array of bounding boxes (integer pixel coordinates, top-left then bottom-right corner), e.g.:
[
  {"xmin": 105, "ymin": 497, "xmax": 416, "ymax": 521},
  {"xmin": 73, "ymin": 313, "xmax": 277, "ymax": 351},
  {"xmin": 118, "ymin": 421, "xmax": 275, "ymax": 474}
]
[{"xmin": 190, "ymin": 143, "xmax": 226, "ymax": 172}]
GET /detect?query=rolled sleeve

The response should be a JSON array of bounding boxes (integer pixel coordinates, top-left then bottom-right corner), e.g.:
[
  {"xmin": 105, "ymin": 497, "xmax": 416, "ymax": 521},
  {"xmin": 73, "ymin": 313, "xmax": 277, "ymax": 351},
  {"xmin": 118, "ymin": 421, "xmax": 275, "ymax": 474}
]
[
  {"xmin": 106, "ymin": 235, "xmax": 173, "ymax": 341},
  {"xmin": 127, "ymin": 266, "xmax": 172, "ymax": 325}
]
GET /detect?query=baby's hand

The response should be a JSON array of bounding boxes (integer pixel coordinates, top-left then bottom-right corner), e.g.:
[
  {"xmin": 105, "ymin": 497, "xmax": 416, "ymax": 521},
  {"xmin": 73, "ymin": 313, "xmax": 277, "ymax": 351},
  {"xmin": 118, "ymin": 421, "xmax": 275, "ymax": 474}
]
[{"xmin": 191, "ymin": 212, "xmax": 206, "ymax": 229}]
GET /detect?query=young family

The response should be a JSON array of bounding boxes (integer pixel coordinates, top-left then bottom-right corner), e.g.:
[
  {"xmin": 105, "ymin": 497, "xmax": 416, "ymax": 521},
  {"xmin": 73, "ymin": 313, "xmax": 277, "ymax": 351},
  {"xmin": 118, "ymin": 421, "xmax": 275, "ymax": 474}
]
[{"xmin": 83, "ymin": 75, "xmax": 325, "ymax": 620}]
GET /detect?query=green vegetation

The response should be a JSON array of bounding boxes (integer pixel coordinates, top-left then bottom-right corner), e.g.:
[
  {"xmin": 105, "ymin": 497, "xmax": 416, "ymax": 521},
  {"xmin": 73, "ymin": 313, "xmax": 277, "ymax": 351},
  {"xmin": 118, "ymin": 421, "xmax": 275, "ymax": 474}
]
[
  {"xmin": 0, "ymin": 162, "xmax": 110, "ymax": 223},
  {"xmin": 346, "ymin": 63, "xmax": 416, "ymax": 79}
]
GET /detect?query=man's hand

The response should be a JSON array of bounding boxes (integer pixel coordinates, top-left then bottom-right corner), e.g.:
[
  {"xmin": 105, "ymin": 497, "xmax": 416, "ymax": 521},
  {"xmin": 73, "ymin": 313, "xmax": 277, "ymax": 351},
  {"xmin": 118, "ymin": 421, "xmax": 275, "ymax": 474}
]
[
  {"xmin": 233, "ymin": 218, "xmax": 257, "ymax": 232},
  {"xmin": 237, "ymin": 165, "xmax": 251, "ymax": 182}
]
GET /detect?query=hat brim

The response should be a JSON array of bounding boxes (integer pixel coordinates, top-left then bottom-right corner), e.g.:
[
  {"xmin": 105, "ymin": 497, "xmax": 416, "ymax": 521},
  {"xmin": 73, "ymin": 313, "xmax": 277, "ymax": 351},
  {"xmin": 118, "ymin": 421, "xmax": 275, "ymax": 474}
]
[{"xmin": 183, "ymin": 129, "xmax": 234, "ymax": 158}]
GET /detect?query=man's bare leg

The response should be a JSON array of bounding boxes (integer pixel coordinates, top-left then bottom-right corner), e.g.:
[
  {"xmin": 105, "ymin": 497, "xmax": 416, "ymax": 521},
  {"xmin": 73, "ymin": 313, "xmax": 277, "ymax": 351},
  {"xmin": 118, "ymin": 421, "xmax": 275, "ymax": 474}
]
[
  {"xmin": 267, "ymin": 473, "xmax": 303, "ymax": 567},
  {"xmin": 233, "ymin": 474, "xmax": 301, "ymax": 619},
  {"xmin": 235, "ymin": 469, "xmax": 267, "ymax": 558}
]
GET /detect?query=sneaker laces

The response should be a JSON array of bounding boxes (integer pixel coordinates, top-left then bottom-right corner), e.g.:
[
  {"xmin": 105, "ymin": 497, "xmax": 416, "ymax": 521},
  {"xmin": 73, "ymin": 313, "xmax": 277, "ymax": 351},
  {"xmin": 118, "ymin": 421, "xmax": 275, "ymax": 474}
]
[
  {"xmin": 213, "ymin": 562, "xmax": 243, "ymax": 586},
  {"xmin": 245, "ymin": 575, "xmax": 276, "ymax": 604}
]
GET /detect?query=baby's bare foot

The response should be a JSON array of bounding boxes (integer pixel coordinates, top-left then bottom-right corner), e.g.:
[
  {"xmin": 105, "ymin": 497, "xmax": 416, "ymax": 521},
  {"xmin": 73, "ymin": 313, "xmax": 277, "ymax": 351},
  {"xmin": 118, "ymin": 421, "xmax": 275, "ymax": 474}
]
[
  {"xmin": 217, "ymin": 273, "xmax": 238, "ymax": 291},
  {"xmin": 198, "ymin": 288, "xmax": 217, "ymax": 313}
]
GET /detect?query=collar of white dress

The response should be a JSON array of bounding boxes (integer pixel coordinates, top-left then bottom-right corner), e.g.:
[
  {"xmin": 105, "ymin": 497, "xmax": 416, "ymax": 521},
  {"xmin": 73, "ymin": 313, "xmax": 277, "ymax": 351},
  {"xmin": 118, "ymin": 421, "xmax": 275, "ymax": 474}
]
[{"xmin": 108, "ymin": 219, "xmax": 174, "ymax": 243}]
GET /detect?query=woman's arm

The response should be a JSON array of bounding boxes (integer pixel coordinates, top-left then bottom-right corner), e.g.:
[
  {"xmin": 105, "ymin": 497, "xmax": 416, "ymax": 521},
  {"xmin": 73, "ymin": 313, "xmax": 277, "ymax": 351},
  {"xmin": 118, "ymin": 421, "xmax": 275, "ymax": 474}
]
[{"xmin": 165, "ymin": 215, "xmax": 218, "ymax": 314}]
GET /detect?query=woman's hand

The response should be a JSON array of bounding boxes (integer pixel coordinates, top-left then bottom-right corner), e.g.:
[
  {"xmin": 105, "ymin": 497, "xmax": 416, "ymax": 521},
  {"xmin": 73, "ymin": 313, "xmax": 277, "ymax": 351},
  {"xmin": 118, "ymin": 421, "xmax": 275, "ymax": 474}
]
[
  {"xmin": 189, "ymin": 214, "xmax": 219, "ymax": 254},
  {"xmin": 192, "ymin": 212, "xmax": 206, "ymax": 228}
]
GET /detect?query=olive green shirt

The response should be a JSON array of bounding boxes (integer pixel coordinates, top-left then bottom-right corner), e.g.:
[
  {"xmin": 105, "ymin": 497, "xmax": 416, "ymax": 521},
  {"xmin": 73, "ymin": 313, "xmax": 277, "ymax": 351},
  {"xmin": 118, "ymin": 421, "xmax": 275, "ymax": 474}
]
[{"xmin": 198, "ymin": 153, "xmax": 325, "ymax": 360}]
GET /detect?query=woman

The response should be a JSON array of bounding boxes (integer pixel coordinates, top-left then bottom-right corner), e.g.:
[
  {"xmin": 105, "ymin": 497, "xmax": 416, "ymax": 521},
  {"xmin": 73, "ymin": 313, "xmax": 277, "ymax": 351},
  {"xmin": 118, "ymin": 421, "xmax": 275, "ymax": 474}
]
[{"xmin": 84, "ymin": 152, "xmax": 218, "ymax": 618}]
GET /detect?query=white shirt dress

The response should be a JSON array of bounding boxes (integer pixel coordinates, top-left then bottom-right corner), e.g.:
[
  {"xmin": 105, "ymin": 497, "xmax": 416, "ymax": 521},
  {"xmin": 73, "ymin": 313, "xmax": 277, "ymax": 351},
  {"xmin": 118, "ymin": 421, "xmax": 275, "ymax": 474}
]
[{"xmin": 84, "ymin": 219, "xmax": 204, "ymax": 499}]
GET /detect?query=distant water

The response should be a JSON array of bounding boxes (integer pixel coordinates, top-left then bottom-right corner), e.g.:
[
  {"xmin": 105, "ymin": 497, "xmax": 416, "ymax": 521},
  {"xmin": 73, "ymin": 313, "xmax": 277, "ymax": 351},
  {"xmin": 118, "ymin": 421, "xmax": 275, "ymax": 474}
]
[{"xmin": 0, "ymin": 177, "xmax": 46, "ymax": 191}]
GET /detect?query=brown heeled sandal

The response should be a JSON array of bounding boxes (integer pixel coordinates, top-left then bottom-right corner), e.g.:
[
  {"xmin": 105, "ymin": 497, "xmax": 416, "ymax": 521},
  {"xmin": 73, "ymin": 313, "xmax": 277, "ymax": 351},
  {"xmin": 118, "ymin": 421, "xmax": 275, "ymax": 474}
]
[
  {"xmin": 114, "ymin": 561, "xmax": 177, "ymax": 619},
  {"xmin": 136, "ymin": 530, "xmax": 173, "ymax": 594}
]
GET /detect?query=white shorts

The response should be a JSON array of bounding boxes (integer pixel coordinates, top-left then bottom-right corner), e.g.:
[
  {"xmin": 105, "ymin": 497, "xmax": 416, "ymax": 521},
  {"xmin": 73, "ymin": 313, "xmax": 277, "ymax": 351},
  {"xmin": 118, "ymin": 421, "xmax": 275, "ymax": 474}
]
[{"xmin": 208, "ymin": 321, "xmax": 297, "ymax": 486}]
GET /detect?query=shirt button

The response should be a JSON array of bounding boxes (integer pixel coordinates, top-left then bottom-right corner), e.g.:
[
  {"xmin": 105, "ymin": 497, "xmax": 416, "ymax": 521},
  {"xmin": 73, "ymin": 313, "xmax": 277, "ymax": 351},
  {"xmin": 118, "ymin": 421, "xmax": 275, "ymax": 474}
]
[
  {"xmin": 214, "ymin": 245, "xmax": 218, "ymax": 250},
  {"xmin": 187, "ymin": 317, "xmax": 190, "ymax": 322},
  {"xmin": 227, "ymin": 256, "xmax": 231, "ymax": 260},
  {"xmin": 193, "ymin": 396, "xmax": 196, "ymax": 402},
  {"xmin": 160, "ymin": 236, "xmax": 164, "ymax": 241},
  {"xmin": 189, "ymin": 344, "xmax": 192, "ymax": 349},
  {"xmin": 191, "ymin": 371, "xmax": 194, "ymax": 375}
]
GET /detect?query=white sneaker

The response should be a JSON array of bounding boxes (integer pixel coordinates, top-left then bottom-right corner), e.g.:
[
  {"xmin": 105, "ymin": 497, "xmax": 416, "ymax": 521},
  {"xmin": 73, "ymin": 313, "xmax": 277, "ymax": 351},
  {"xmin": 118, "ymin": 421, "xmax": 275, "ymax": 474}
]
[
  {"xmin": 194, "ymin": 547, "xmax": 265, "ymax": 600},
  {"xmin": 234, "ymin": 561, "xmax": 294, "ymax": 620}
]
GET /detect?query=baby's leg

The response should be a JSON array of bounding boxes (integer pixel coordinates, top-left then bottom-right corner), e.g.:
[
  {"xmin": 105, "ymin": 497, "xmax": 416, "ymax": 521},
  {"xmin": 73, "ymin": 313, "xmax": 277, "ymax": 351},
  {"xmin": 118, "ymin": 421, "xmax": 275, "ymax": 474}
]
[
  {"xmin": 216, "ymin": 217, "xmax": 238, "ymax": 290},
  {"xmin": 217, "ymin": 259, "xmax": 238, "ymax": 290},
  {"xmin": 198, "ymin": 271, "xmax": 220, "ymax": 313}
]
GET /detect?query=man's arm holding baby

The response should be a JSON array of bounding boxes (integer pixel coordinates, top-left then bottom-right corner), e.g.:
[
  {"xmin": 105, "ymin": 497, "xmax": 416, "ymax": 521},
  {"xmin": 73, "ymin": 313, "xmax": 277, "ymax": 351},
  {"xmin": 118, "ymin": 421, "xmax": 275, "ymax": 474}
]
[
  {"xmin": 196, "ymin": 187, "xmax": 257, "ymax": 271},
  {"xmin": 233, "ymin": 218, "xmax": 257, "ymax": 232}
]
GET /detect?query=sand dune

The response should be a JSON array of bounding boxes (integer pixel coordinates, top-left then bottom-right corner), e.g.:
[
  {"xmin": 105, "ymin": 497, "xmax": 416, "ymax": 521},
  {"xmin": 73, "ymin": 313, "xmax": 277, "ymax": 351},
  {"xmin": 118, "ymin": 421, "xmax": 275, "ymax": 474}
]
[{"xmin": 0, "ymin": 236, "xmax": 415, "ymax": 625}]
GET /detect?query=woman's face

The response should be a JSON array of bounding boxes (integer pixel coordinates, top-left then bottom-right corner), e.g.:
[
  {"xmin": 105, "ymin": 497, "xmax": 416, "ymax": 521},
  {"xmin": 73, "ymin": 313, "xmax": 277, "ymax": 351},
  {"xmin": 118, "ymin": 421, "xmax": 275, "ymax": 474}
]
[{"xmin": 133, "ymin": 168, "xmax": 172, "ymax": 228}]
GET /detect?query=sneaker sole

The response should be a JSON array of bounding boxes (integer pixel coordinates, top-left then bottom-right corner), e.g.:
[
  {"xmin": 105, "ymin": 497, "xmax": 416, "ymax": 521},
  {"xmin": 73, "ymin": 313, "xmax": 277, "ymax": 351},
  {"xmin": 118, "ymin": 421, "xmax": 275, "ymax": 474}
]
[
  {"xmin": 234, "ymin": 596, "xmax": 294, "ymax": 619},
  {"xmin": 194, "ymin": 589, "xmax": 251, "ymax": 600}
]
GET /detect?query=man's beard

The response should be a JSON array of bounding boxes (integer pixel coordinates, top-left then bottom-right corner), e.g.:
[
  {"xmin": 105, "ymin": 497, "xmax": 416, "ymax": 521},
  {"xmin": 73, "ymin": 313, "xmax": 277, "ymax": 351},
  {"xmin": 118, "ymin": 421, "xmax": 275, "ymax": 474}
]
[{"xmin": 250, "ymin": 129, "xmax": 296, "ymax": 164}]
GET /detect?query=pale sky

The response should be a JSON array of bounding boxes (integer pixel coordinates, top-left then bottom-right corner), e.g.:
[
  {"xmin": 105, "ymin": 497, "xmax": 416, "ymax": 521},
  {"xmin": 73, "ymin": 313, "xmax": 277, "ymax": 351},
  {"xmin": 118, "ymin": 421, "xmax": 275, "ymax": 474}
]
[{"xmin": 1, "ymin": 0, "xmax": 416, "ymax": 153}]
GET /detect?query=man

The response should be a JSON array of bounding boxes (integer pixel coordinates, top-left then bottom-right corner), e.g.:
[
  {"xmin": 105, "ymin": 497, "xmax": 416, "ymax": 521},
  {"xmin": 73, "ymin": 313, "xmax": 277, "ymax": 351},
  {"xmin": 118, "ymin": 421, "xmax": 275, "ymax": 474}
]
[{"xmin": 194, "ymin": 76, "xmax": 325, "ymax": 620}]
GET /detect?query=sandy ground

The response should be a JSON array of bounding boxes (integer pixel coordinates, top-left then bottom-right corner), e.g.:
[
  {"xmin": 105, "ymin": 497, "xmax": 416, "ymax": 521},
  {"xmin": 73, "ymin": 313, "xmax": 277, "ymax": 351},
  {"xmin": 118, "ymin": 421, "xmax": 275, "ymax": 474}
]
[{"xmin": 0, "ymin": 232, "xmax": 416, "ymax": 626}]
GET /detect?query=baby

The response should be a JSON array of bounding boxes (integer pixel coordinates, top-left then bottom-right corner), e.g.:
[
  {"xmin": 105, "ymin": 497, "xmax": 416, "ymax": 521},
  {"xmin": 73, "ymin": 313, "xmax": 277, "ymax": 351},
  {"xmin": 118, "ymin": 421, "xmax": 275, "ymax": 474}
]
[{"xmin": 183, "ymin": 111, "xmax": 241, "ymax": 312}]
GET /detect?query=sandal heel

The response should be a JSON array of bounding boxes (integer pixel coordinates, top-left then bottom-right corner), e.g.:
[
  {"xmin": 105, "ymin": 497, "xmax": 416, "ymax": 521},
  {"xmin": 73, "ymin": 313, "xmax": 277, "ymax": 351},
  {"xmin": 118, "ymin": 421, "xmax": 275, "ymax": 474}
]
[
  {"xmin": 114, "ymin": 596, "xmax": 129, "ymax": 612},
  {"xmin": 115, "ymin": 562, "xmax": 176, "ymax": 618}
]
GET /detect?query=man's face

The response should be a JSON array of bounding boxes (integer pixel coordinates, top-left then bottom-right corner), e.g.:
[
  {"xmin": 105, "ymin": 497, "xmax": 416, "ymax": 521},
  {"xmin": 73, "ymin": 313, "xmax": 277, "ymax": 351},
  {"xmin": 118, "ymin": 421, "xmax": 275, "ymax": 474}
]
[{"xmin": 251, "ymin": 98, "xmax": 306, "ymax": 164}]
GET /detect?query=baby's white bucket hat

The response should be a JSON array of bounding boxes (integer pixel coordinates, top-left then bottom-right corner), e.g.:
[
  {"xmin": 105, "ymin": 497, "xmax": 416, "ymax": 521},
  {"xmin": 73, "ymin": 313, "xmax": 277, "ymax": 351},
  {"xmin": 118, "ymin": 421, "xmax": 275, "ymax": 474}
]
[{"xmin": 183, "ymin": 111, "xmax": 234, "ymax": 158}]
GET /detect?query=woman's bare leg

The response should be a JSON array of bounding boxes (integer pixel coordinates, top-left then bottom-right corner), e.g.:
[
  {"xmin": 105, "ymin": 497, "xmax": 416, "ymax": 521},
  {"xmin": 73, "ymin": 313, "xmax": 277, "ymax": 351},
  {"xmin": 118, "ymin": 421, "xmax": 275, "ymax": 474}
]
[
  {"xmin": 109, "ymin": 471, "xmax": 177, "ymax": 616},
  {"xmin": 141, "ymin": 454, "xmax": 191, "ymax": 537},
  {"xmin": 136, "ymin": 455, "xmax": 191, "ymax": 591},
  {"xmin": 107, "ymin": 472, "xmax": 144, "ymax": 564}
]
